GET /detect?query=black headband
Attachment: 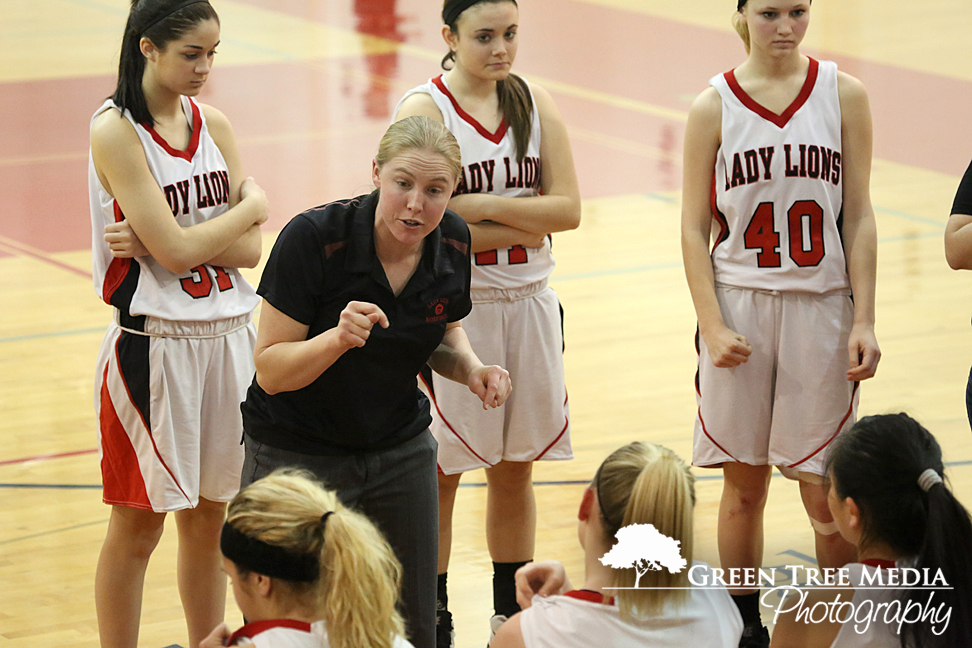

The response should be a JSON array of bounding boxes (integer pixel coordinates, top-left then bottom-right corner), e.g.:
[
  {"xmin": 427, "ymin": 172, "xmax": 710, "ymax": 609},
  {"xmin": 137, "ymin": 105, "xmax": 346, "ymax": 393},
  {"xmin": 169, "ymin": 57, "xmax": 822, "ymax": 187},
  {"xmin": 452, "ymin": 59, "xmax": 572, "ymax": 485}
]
[
  {"xmin": 220, "ymin": 522, "xmax": 320, "ymax": 583},
  {"xmin": 737, "ymin": 0, "xmax": 747, "ymax": 9},
  {"xmin": 142, "ymin": 0, "xmax": 211, "ymax": 35},
  {"xmin": 442, "ymin": 0, "xmax": 483, "ymax": 26}
]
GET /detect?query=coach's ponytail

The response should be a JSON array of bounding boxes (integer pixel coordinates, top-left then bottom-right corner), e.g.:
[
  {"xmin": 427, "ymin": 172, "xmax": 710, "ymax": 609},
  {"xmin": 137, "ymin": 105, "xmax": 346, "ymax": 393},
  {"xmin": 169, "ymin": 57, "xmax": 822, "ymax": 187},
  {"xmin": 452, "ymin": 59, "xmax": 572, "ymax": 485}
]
[
  {"xmin": 112, "ymin": 0, "xmax": 219, "ymax": 126},
  {"xmin": 441, "ymin": 0, "xmax": 533, "ymax": 161},
  {"xmin": 595, "ymin": 442, "xmax": 695, "ymax": 618},
  {"xmin": 829, "ymin": 414, "xmax": 972, "ymax": 648},
  {"xmin": 225, "ymin": 469, "xmax": 405, "ymax": 648}
]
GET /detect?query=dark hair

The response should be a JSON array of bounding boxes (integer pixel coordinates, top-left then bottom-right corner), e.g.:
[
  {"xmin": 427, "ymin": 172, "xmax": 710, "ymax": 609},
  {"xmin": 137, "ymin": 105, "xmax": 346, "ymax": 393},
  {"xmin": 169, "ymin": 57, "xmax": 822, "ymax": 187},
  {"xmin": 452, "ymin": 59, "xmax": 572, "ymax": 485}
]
[
  {"xmin": 112, "ymin": 0, "xmax": 219, "ymax": 126},
  {"xmin": 828, "ymin": 414, "xmax": 972, "ymax": 648},
  {"xmin": 440, "ymin": 0, "xmax": 533, "ymax": 162}
]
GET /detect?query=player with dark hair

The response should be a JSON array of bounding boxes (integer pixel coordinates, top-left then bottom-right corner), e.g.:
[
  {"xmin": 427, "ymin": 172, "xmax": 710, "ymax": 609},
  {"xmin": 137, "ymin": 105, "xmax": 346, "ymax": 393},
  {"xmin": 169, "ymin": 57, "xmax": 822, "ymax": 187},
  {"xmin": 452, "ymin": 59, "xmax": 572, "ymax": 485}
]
[
  {"xmin": 395, "ymin": 2, "xmax": 581, "ymax": 644},
  {"xmin": 89, "ymin": 1, "xmax": 268, "ymax": 647}
]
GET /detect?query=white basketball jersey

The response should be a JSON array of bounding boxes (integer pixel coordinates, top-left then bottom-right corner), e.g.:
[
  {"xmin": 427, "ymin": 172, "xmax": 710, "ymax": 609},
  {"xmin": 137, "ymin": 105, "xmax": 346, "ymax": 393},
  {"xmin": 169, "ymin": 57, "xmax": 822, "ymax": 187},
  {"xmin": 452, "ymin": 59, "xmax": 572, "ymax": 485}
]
[
  {"xmin": 89, "ymin": 97, "xmax": 259, "ymax": 321},
  {"xmin": 396, "ymin": 75, "xmax": 554, "ymax": 290},
  {"xmin": 518, "ymin": 573, "xmax": 743, "ymax": 648},
  {"xmin": 710, "ymin": 58, "xmax": 850, "ymax": 293},
  {"xmin": 228, "ymin": 619, "xmax": 415, "ymax": 648}
]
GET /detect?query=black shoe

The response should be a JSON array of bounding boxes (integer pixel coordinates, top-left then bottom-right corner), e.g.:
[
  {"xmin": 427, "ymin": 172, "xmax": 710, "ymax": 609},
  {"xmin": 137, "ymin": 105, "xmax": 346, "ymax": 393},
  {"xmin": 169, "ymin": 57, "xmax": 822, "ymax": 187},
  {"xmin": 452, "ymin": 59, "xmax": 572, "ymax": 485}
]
[
  {"xmin": 436, "ymin": 609, "xmax": 455, "ymax": 648},
  {"xmin": 739, "ymin": 621, "xmax": 770, "ymax": 648}
]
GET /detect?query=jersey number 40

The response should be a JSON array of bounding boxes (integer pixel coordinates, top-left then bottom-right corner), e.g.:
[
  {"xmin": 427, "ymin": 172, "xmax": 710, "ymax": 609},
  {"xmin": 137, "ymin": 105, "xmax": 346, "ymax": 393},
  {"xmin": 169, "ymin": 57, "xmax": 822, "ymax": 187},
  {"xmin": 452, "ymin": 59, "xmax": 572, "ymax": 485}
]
[{"xmin": 744, "ymin": 200, "xmax": 825, "ymax": 268}]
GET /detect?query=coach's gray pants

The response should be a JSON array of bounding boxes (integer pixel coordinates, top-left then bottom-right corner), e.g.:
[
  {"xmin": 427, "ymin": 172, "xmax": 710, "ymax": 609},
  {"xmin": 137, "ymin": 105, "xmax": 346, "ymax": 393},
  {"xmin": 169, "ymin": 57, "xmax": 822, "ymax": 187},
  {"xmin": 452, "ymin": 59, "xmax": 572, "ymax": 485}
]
[{"xmin": 241, "ymin": 430, "xmax": 438, "ymax": 648}]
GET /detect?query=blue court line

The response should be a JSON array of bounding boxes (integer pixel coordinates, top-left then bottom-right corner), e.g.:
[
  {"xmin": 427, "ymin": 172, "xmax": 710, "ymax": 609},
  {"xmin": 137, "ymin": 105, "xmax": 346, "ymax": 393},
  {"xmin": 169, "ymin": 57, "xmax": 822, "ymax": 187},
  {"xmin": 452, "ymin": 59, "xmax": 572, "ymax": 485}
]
[
  {"xmin": 0, "ymin": 326, "xmax": 105, "ymax": 344},
  {"xmin": 5, "ymin": 460, "xmax": 972, "ymax": 492},
  {"xmin": 873, "ymin": 204, "xmax": 946, "ymax": 229},
  {"xmin": 0, "ymin": 519, "xmax": 107, "ymax": 546}
]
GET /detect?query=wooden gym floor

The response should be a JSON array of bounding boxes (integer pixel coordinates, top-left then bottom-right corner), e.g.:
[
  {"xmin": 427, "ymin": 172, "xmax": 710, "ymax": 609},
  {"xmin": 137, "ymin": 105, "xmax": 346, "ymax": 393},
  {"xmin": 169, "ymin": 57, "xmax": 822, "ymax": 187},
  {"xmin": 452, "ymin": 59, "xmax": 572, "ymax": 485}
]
[{"xmin": 2, "ymin": 0, "xmax": 972, "ymax": 645}]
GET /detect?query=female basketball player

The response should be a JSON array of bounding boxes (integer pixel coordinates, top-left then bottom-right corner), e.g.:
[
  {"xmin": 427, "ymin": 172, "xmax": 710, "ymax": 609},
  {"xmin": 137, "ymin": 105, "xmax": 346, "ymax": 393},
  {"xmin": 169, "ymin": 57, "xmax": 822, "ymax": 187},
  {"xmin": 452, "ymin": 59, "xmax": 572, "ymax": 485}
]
[
  {"xmin": 394, "ymin": 2, "xmax": 581, "ymax": 643},
  {"xmin": 492, "ymin": 442, "xmax": 743, "ymax": 648},
  {"xmin": 240, "ymin": 116, "xmax": 511, "ymax": 648},
  {"xmin": 680, "ymin": 1, "xmax": 880, "ymax": 645},
  {"xmin": 200, "ymin": 469, "xmax": 415, "ymax": 648},
  {"xmin": 89, "ymin": 2, "xmax": 268, "ymax": 647},
  {"xmin": 770, "ymin": 414, "xmax": 972, "ymax": 647},
  {"xmin": 944, "ymin": 161, "xmax": 972, "ymax": 433}
]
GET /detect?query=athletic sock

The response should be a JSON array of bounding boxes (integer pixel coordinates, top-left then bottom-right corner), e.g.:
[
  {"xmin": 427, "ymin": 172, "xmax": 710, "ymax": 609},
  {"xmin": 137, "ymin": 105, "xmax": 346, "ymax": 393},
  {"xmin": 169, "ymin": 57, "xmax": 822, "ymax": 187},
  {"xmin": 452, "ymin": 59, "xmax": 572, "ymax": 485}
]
[
  {"xmin": 437, "ymin": 572, "xmax": 449, "ymax": 616},
  {"xmin": 492, "ymin": 560, "xmax": 530, "ymax": 618},
  {"xmin": 731, "ymin": 591, "xmax": 762, "ymax": 626}
]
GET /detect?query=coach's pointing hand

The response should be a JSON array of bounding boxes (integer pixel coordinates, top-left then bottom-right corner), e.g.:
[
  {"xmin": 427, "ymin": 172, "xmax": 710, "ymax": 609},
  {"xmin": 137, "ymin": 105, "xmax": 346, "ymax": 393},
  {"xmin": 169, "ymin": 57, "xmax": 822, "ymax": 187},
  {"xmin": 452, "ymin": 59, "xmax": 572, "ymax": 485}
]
[{"xmin": 336, "ymin": 301, "xmax": 390, "ymax": 350}]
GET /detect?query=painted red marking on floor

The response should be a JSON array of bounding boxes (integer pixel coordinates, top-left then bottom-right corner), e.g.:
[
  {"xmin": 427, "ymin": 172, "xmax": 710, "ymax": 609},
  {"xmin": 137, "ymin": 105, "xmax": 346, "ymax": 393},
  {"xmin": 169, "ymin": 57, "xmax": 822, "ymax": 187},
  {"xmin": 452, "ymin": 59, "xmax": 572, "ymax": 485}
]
[{"xmin": 0, "ymin": 448, "xmax": 98, "ymax": 467}]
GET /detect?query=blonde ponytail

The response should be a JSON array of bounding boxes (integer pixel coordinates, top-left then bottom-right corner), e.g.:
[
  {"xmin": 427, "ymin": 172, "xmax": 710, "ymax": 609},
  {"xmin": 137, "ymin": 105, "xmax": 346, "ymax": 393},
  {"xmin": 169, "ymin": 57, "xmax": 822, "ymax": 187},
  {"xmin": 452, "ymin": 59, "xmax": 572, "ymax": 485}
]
[
  {"xmin": 731, "ymin": 10, "xmax": 751, "ymax": 53},
  {"xmin": 225, "ymin": 469, "xmax": 405, "ymax": 648},
  {"xmin": 595, "ymin": 443, "xmax": 696, "ymax": 618}
]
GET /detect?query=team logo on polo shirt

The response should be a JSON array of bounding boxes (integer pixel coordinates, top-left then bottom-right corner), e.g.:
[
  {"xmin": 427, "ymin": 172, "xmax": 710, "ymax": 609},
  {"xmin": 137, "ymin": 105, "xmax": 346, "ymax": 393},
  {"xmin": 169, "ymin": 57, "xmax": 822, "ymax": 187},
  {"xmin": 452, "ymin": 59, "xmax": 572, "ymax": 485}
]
[{"xmin": 426, "ymin": 297, "xmax": 449, "ymax": 323}]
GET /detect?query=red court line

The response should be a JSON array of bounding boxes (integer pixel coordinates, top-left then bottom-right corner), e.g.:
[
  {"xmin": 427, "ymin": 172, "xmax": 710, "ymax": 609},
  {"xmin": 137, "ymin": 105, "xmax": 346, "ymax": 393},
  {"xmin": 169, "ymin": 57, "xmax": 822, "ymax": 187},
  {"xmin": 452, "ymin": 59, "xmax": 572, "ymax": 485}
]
[
  {"xmin": 0, "ymin": 236, "xmax": 92, "ymax": 279},
  {"xmin": 0, "ymin": 448, "xmax": 98, "ymax": 467}
]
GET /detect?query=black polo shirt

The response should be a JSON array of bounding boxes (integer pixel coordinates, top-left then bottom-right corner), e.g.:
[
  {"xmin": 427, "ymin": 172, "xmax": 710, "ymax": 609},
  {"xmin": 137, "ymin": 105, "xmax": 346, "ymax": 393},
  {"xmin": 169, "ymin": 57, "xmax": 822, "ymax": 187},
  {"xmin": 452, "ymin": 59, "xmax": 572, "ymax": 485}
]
[{"xmin": 241, "ymin": 192, "xmax": 472, "ymax": 455}]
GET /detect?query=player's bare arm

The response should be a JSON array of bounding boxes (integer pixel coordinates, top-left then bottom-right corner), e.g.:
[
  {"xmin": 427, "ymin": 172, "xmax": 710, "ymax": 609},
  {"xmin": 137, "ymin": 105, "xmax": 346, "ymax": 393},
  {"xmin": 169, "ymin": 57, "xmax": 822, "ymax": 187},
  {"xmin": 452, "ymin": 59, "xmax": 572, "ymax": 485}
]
[
  {"xmin": 837, "ymin": 72, "xmax": 880, "ymax": 381},
  {"xmin": 428, "ymin": 321, "xmax": 512, "ymax": 409},
  {"xmin": 253, "ymin": 299, "xmax": 388, "ymax": 395},
  {"xmin": 203, "ymin": 104, "xmax": 263, "ymax": 269},
  {"xmin": 945, "ymin": 213, "xmax": 972, "ymax": 269},
  {"xmin": 681, "ymin": 87, "xmax": 753, "ymax": 368},
  {"xmin": 91, "ymin": 109, "xmax": 267, "ymax": 274},
  {"xmin": 447, "ymin": 84, "xmax": 581, "ymax": 236}
]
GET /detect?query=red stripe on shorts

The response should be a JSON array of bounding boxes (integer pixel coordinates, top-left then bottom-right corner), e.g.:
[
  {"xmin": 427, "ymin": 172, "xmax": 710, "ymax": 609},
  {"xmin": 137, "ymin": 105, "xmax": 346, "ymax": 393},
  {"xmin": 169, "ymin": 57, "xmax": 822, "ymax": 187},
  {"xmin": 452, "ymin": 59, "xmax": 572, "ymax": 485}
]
[
  {"xmin": 419, "ymin": 372, "xmax": 491, "ymax": 466},
  {"xmin": 111, "ymin": 335, "xmax": 193, "ymax": 507},
  {"xmin": 534, "ymin": 393, "xmax": 570, "ymax": 461},
  {"xmin": 698, "ymin": 407, "xmax": 739, "ymax": 462},
  {"xmin": 787, "ymin": 382, "xmax": 859, "ymax": 469},
  {"xmin": 100, "ymin": 363, "xmax": 152, "ymax": 509}
]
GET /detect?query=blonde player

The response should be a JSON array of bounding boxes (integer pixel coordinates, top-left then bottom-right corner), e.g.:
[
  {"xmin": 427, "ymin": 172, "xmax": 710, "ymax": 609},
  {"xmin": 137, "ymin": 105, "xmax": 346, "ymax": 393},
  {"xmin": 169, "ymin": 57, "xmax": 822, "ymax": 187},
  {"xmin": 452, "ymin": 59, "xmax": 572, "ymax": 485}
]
[
  {"xmin": 680, "ymin": 1, "xmax": 879, "ymax": 646},
  {"xmin": 394, "ymin": 1, "xmax": 581, "ymax": 644},
  {"xmin": 201, "ymin": 469, "xmax": 415, "ymax": 648},
  {"xmin": 494, "ymin": 442, "xmax": 743, "ymax": 648},
  {"xmin": 89, "ymin": 1, "xmax": 267, "ymax": 646}
]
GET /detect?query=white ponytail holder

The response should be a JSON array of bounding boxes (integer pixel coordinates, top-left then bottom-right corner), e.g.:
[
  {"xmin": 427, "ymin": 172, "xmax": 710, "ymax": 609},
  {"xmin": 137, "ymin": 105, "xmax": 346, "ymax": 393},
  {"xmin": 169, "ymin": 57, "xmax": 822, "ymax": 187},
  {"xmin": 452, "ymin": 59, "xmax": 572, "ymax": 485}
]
[{"xmin": 918, "ymin": 468, "xmax": 943, "ymax": 492}]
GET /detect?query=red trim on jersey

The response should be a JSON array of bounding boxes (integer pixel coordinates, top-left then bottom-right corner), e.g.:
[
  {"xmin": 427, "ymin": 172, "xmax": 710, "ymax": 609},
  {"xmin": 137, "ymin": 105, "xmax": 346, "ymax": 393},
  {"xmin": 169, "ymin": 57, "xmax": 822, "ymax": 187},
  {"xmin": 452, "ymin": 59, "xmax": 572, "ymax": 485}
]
[
  {"xmin": 229, "ymin": 619, "xmax": 312, "ymax": 645},
  {"xmin": 533, "ymin": 393, "xmax": 570, "ymax": 461},
  {"xmin": 102, "ymin": 200, "xmax": 132, "ymax": 305},
  {"xmin": 141, "ymin": 97, "xmax": 202, "ymax": 161},
  {"xmin": 432, "ymin": 75, "xmax": 510, "ymax": 144},
  {"xmin": 111, "ymin": 335, "xmax": 193, "ymax": 506},
  {"xmin": 725, "ymin": 57, "xmax": 819, "ymax": 128},
  {"xmin": 710, "ymin": 174, "xmax": 730, "ymax": 249},
  {"xmin": 698, "ymin": 407, "xmax": 739, "ymax": 462},
  {"xmin": 99, "ymin": 363, "xmax": 152, "ymax": 509},
  {"xmin": 861, "ymin": 559, "xmax": 896, "ymax": 570},
  {"xmin": 787, "ymin": 381, "xmax": 859, "ymax": 469},
  {"xmin": 564, "ymin": 590, "xmax": 615, "ymax": 605},
  {"xmin": 419, "ymin": 372, "xmax": 491, "ymax": 466}
]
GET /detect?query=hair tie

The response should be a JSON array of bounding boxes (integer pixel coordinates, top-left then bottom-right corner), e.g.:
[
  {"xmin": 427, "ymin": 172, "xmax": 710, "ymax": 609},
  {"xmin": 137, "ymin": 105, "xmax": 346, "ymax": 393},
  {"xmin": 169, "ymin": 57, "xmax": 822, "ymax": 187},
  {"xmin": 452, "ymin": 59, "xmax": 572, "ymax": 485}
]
[
  {"xmin": 142, "ymin": 0, "xmax": 211, "ymax": 35},
  {"xmin": 320, "ymin": 511, "xmax": 334, "ymax": 527},
  {"xmin": 442, "ymin": 0, "xmax": 484, "ymax": 26},
  {"xmin": 918, "ymin": 468, "xmax": 943, "ymax": 492}
]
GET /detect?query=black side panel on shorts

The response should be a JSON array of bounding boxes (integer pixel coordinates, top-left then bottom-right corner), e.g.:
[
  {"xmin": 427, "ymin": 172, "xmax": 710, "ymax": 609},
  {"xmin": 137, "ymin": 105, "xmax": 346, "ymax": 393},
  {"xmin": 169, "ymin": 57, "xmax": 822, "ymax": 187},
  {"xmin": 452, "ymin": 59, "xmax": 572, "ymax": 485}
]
[{"xmin": 116, "ymin": 331, "xmax": 151, "ymax": 427}]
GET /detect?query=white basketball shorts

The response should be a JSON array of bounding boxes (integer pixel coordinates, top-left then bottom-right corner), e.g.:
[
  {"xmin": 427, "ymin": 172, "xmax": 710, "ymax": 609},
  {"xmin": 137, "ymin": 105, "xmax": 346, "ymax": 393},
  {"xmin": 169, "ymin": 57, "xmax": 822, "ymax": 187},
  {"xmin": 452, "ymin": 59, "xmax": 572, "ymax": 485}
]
[
  {"xmin": 94, "ymin": 312, "xmax": 255, "ymax": 511},
  {"xmin": 693, "ymin": 285, "xmax": 858, "ymax": 479},
  {"xmin": 423, "ymin": 280, "xmax": 572, "ymax": 475}
]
